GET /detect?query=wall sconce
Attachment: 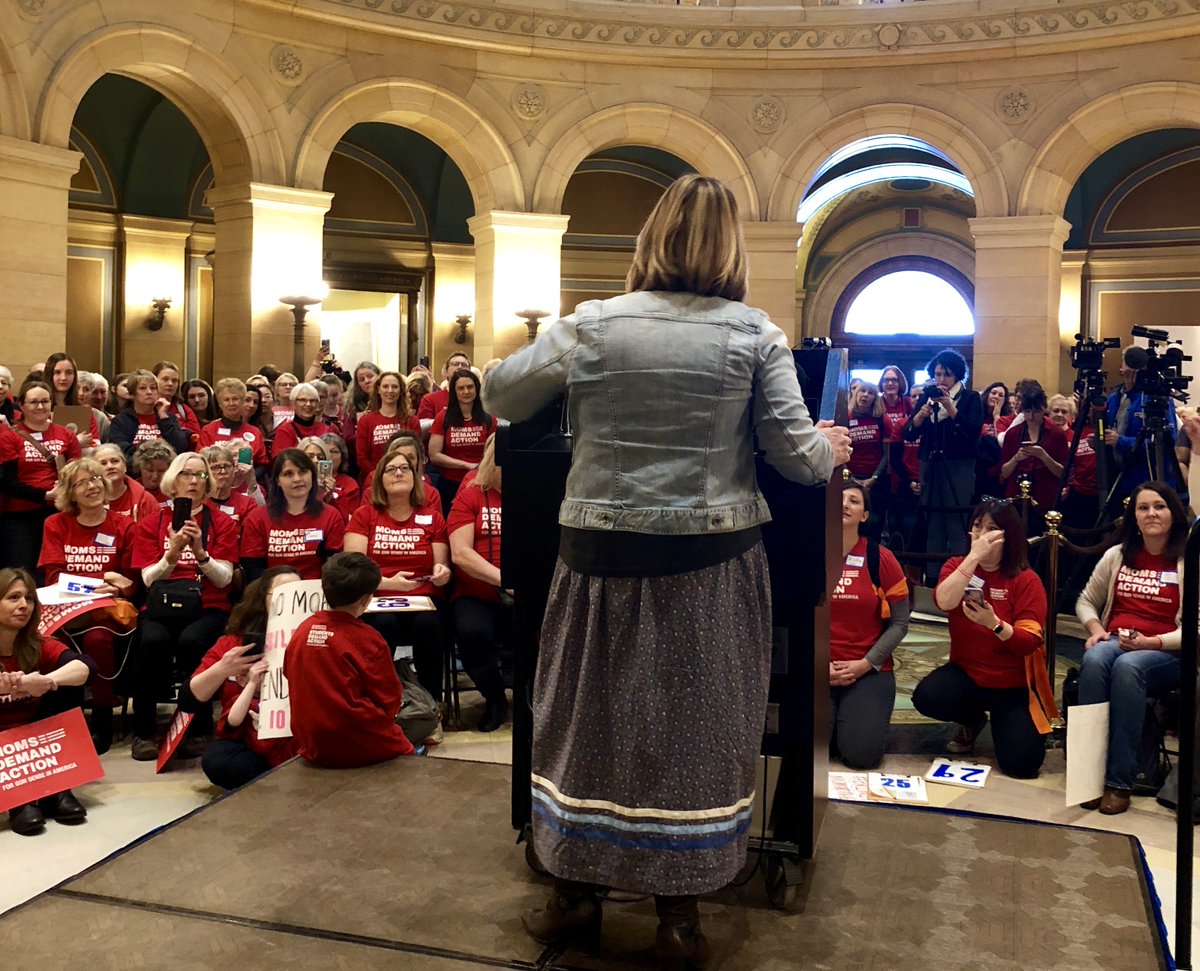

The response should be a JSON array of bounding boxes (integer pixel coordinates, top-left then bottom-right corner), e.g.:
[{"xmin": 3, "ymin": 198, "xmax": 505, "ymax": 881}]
[
  {"xmin": 146, "ymin": 297, "xmax": 172, "ymax": 331},
  {"xmin": 517, "ymin": 308, "xmax": 551, "ymax": 344},
  {"xmin": 279, "ymin": 293, "xmax": 324, "ymax": 376},
  {"xmin": 453, "ymin": 313, "xmax": 472, "ymax": 345}
]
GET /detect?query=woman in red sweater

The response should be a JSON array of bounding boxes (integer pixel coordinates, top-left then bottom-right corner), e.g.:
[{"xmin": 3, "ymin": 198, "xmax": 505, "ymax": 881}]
[
  {"xmin": 355, "ymin": 371, "xmax": 419, "ymax": 487},
  {"xmin": 429, "ymin": 369, "xmax": 496, "ymax": 514},
  {"xmin": 94, "ymin": 443, "xmax": 159, "ymax": 523},
  {"xmin": 912, "ymin": 497, "xmax": 1057, "ymax": 778},
  {"xmin": 271, "ymin": 383, "xmax": 330, "ymax": 457},
  {"xmin": 151, "ymin": 360, "xmax": 201, "ymax": 439}
]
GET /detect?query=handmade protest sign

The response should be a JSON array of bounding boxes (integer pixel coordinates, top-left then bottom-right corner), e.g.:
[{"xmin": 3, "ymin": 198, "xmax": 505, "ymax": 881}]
[
  {"xmin": 258, "ymin": 579, "xmax": 326, "ymax": 740},
  {"xmin": 0, "ymin": 709, "xmax": 104, "ymax": 813}
]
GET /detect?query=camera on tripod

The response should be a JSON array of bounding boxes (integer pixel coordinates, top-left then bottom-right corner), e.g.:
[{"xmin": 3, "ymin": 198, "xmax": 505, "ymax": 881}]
[{"xmin": 1126, "ymin": 325, "xmax": 1192, "ymax": 403}]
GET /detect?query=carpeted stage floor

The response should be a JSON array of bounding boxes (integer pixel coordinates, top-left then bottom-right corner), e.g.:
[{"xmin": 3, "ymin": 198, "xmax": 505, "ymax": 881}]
[{"xmin": 3, "ymin": 757, "xmax": 1168, "ymax": 971}]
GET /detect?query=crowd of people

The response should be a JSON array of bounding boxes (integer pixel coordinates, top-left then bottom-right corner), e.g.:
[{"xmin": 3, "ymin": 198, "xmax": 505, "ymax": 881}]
[{"xmin": 0, "ymin": 347, "xmax": 512, "ymax": 835}]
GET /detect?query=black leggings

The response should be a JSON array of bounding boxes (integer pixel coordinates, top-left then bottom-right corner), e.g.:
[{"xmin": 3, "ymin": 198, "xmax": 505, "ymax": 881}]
[
  {"xmin": 131, "ymin": 609, "xmax": 228, "ymax": 738},
  {"xmin": 912, "ymin": 661, "xmax": 1044, "ymax": 778},
  {"xmin": 453, "ymin": 596, "xmax": 512, "ymax": 702},
  {"xmin": 830, "ymin": 669, "xmax": 896, "ymax": 770},
  {"xmin": 362, "ymin": 603, "xmax": 446, "ymax": 701}
]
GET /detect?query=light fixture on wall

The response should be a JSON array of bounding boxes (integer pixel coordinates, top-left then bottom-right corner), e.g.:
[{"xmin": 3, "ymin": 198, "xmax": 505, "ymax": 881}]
[
  {"xmin": 146, "ymin": 297, "xmax": 172, "ymax": 331},
  {"xmin": 453, "ymin": 313, "xmax": 472, "ymax": 345},
  {"xmin": 280, "ymin": 293, "xmax": 324, "ymax": 376},
  {"xmin": 517, "ymin": 308, "xmax": 551, "ymax": 344}
]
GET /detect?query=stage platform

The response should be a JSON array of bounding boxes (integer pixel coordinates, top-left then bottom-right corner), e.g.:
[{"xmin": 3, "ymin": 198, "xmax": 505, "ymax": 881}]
[{"xmin": 2, "ymin": 756, "xmax": 1169, "ymax": 970}]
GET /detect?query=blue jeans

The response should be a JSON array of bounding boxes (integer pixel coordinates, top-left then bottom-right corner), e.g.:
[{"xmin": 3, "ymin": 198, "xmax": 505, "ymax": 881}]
[{"xmin": 1077, "ymin": 636, "xmax": 1180, "ymax": 790}]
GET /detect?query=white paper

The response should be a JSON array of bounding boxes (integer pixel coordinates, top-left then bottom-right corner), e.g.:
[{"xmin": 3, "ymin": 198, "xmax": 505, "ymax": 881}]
[
  {"xmin": 829, "ymin": 772, "xmax": 871, "ymax": 802},
  {"xmin": 258, "ymin": 579, "xmax": 327, "ymax": 740},
  {"xmin": 1066, "ymin": 702, "xmax": 1110, "ymax": 806},
  {"xmin": 57, "ymin": 574, "xmax": 102, "ymax": 597},
  {"xmin": 37, "ymin": 583, "xmax": 102, "ymax": 606},
  {"xmin": 925, "ymin": 758, "xmax": 991, "ymax": 789},
  {"xmin": 867, "ymin": 773, "xmax": 928, "ymax": 804},
  {"xmin": 367, "ymin": 595, "xmax": 436, "ymax": 613}
]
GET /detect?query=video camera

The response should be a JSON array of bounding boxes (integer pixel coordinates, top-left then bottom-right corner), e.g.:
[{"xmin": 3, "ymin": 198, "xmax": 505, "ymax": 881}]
[
  {"xmin": 1069, "ymin": 334, "xmax": 1120, "ymax": 408},
  {"xmin": 1126, "ymin": 325, "xmax": 1192, "ymax": 404}
]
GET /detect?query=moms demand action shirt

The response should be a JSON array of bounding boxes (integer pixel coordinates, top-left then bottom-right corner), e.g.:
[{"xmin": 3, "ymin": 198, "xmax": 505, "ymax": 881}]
[
  {"xmin": 39, "ymin": 511, "xmax": 133, "ymax": 583},
  {"xmin": 346, "ymin": 505, "xmax": 447, "ymax": 598},
  {"xmin": 1107, "ymin": 549, "xmax": 1180, "ymax": 639},
  {"xmin": 240, "ymin": 504, "xmax": 345, "ymax": 580}
]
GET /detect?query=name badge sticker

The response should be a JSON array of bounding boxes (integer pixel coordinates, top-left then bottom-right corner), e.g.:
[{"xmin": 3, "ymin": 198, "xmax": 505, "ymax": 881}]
[
  {"xmin": 95, "ymin": 532, "xmax": 115, "ymax": 547},
  {"xmin": 219, "ymin": 504, "xmax": 235, "ymax": 515},
  {"xmin": 304, "ymin": 529, "xmax": 324, "ymax": 543},
  {"xmin": 1162, "ymin": 571, "xmax": 1179, "ymax": 585},
  {"xmin": 217, "ymin": 427, "xmax": 231, "ymax": 436},
  {"xmin": 967, "ymin": 575, "xmax": 985, "ymax": 590},
  {"xmin": 845, "ymin": 554, "xmax": 865, "ymax": 567},
  {"xmin": 415, "ymin": 514, "xmax": 434, "ymax": 526}
]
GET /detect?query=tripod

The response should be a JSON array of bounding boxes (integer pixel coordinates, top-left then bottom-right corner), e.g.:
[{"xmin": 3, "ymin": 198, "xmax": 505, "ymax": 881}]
[{"xmin": 1098, "ymin": 393, "xmax": 1177, "ymax": 523}]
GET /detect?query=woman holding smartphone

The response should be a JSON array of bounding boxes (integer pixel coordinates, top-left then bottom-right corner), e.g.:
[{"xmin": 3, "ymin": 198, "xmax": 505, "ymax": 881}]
[
  {"xmin": 180, "ymin": 567, "xmax": 301, "ymax": 789},
  {"xmin": 912, "ymin": 497, "xmax": 1057, "ymax": 778},
  {"xmin": 1075, "ymin": 480, "xmax": 1186, "ymax": 815}
]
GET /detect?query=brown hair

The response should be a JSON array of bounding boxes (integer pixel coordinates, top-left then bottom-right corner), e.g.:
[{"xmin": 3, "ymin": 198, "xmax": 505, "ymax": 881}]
[
  {"xmin": 54, "ymin": 457, "xmax": 111, "ymax": 513},
  {"xmin": 368, "ymin": 371, "xmax": 413, "ymax": 419},
  {"xmin": 625, "ymin": 174, "xmax": 747, "ymax": 302},
  {"xmin": 0, "ymin": 569, "xmax": 42, "ymax": 672},
  {"xmin": 969, "ymin": 498, "xmax": 1029, "ymax": 578},
  {"xmin": 1120, "ymin": 481, "xmax": 1189, "ymax": 565},
  {"xmin": 370, "ymin": 450, "xmax": 426, "ymax": 510}
]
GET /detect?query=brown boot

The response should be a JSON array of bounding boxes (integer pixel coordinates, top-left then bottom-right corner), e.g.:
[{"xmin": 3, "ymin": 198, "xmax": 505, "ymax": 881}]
[
  {"xmin": 1099, "ymin": 788, "xmax": 1132, "ymax": 815},
  {"xmin": 521, "ymin": 879, "xmax": 601, "ymax": 952},
  {"xmin": 654, "ymin": 894, "xmax": 710, "ymax": 971}
]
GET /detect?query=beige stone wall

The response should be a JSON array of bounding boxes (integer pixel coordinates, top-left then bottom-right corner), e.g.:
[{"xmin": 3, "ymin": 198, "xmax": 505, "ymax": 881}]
[{"xmin": 0, "ymin": 0, "xmax": 1195, "ymax": 385}]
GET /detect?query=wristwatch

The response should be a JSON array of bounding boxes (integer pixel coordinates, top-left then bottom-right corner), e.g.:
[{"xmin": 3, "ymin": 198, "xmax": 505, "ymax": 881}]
[{"xmin": 991, "ymin": 621, "xmax": 1004, "ymax": 635}]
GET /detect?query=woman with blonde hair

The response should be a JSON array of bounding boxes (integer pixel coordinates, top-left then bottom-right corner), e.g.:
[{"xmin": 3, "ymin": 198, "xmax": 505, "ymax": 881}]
[{"xmin": 485, "ymin": 174, "xmax": 846, "ymax": 967}]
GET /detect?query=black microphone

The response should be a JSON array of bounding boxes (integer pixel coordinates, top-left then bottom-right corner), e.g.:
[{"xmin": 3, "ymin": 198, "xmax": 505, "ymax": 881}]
[{"xmin": 1124, "ymin": 346, "xmax": 1149, "ymax": 370}]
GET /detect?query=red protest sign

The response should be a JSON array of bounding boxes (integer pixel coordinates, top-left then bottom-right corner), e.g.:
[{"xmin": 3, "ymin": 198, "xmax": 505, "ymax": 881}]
[
  {"xmin": 37, "ymin": 597, "xmax": 117, "ymax": 637},
  {"xmin": 0, "ymin": 708, "xmax": 104, "ymax": 813},
  {"xmin": 156, "ymin": 707, "xmax": 195, "ymax": 773}
]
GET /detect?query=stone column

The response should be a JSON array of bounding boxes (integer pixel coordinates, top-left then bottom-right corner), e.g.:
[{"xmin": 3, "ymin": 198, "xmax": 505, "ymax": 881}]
[
  {"xmin": 119, "ymin": 215, "xmax": 193, "ymax": 373},
  {"xmin": 468, "ymin": 211, "xmax": 569, "ymax": 361},
  {"xmin": 206, "ymin": 183, "xmax": 333, "ymax": 381},
  {"xmin": 743, "ymin": 221, "xmax": 800, "ymax": 344},
  {"xmin": 0, "ymin": 136, "xmax": 81, "ymax": 371},
  {"xmin": 1058, "ymin": 252, "xmax": 1087, "ymax": 394},
  {"xmin": 968, "ymin": 215, "xmax": 1072, "ymax": 389}
]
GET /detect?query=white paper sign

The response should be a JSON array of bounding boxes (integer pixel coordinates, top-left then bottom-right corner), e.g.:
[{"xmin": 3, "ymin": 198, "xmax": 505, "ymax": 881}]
[
  {"xmin": 925, "ymin": 758, "xmax": 991, "ymax": 789},
  {"xmin": 367, "ymin": 595, "xmax": 436, "ymax": 613},
  {"xmin": 867, "ymin": 773, "xmax": 928, "ymax": 803},
  {"xmin": 38, "ymin": 582, "xmax": 102, "ymax": 606},
  {"xmin": 258, "ymin": 579, "xmax": 326, "ymax": 740},
  {"xmin": 1066, "ymin": 702, "xmax": 1110, "ymax": 807},
  {"xmin": 56, "ymin": 574, "xmax": 102, "ymax": 598},
  {"xmin": 829, "ymin": 772, "xmax": 871, "ymax": 802}
]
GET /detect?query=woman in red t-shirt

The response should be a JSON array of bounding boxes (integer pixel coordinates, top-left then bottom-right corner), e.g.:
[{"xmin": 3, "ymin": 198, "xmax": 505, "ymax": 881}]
[
  {"xmin": 347, "ymin": 450, "xmax": 451, "ymax": 712},
  {"xmin": 1048, "ymin": 393, "xmax": 1100, "ymax": 529},
  {"xmin": 94, "ymin": 444, "xmax": 159, "ymax": 523},
  {"xmin": 912, "ymin": 498, "xmax": 1056, "ymax": 779},
  {"xmin": 131, "ymin": 438, "xmax": 177, "ymax": 506},
  {"xmin": 447, "ymin": 438, "xmax": 509, "ymax": 732},
  {"xmin": 297, "ymin": 435, "xmax": 357, "ymax": 523},
  {"xmin": 355, "ymin": 371, "xmax": 419, "ymax": 487},
  {"xmin": 240, "ymin": 449, "xmax": 345, "ymax": 583},
  {"xmin": 130, "ymin": 451, "xmax": 240, "ymax": 761},
  {"xmin": 829, "ymin": 480, "xmax": 909, "ymax": 769},
  {"xmin": 44, "ymin": 352, "xmax": 98, "ymax": 448},
  {"xmin": 430, "ymin": 369, "xmax": 496, "ymax": 515},
  {"xmin": 1076, "ymin": 481, "xmax": 1186, "ymax": 815},
  {"xmin": 320, "ymin": 433, "xmax": 362, "ymax": 518},
  {"xmin": 975, "ymin": 381, "xmax": 1012, "ymax": 503},
  {"xmin": 109, "ymin": 369, "xmax": 192, "ymax": 461},
  {"xmin": 272, "ymin": 383, "xmax": 331, "ymax": 457},
  {"xmin": 0, "ymin": 567, "xmax": 95, "ymax": 835},
  {"xmin": 0, "ymin": 381, "xmax": 83, "ymax": 572},
  {"xmin": 181, "ymin": 567, "xmax": 302, "ymax": 789},
  {"xmin": 152, "ymin": 361, "xmax": 201, "ymax": 439},
  {"xmin": 39, "ymin": 458, "xmax": 137, "ymax": 753},
  {"xmin": 201, "ymin": 443, "xmax": 262, "ymax": 540},
  {"xmin": 998, "ymin": 381, "xmax": 1068, "ymax": 530}
]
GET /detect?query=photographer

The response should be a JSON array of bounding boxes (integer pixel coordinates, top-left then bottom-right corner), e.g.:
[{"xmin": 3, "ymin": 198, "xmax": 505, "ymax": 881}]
[
  {"xmin": 903, "ymin": 349, "xmax": 983, "ymax": 584},
  {"xmin": 998, "ymin": 380, "xmax": 1067, "ymax": 532},
  {"xmin": 1104, "ymin": 346, "xmax": 1179, "ymax": 506}
]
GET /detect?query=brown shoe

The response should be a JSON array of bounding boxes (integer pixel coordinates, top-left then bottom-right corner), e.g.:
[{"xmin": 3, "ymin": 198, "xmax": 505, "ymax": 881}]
[
  {"xmin": 946, "ymin": 715, "xmax": 987, "ymax": 755},
  {"xmin": 521, "ymin": 880, "xmax": 601, "ymax": 952},
  {"xmin": 1080, "ymin": 795, "xmax": 1103, "ymax": 810},
  {"xmin": 1099, "ymin": 788, "xmax": 1132, "ymax": 815}
]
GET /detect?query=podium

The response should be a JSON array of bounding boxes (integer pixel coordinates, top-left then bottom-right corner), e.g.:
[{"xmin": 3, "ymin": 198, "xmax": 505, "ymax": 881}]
[{"xmin": 496, "ymin": 346, "xmax": 847, "ymax": 898}]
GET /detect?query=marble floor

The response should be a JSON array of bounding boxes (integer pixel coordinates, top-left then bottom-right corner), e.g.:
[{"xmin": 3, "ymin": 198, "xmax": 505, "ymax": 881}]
[{"xmin": 2, "ymin": 686, "xmax": 1195, "ymax": 964}]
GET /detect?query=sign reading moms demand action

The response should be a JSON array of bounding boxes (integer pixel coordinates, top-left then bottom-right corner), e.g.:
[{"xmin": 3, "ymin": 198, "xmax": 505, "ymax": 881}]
[{"xmin": 0, "ymin": 709, "xmax": 104, "ymax": 813}]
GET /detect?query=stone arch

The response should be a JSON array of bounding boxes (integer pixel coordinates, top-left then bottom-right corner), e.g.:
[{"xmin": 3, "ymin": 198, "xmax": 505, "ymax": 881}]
[
  {"xmin": 36, "ymin": 24, "xmax": 284, "ymax": 185},
  {"xmin": 294, "ymin": 79, "xmax": 522, "ymax": 215},
  {"xmin": 532, "ymin": 103, "xmax": 759, "ymax": 220},
  {"xmin": 1019, "ymin": 82, "xmax": 1200, "ymax": 217},
  {"xmin": 768, "ymin": 104, "xmax": 1009, "ymax": 223}
]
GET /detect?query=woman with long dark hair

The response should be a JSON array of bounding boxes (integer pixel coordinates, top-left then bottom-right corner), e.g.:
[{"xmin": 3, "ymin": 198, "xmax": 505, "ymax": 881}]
[
  {"xmin": 240, "ymin": 449, "xmax": 345, "ymax": 583},
  {"xmin": 998, "ymin": 380, "xmax": 1067, "ymax": 530},
  {"xmin": 182, "ymin": 378, "xmax": 218, "ymax": 423},
  {"xmin": 0, "ymin": 568, "xmax": 95, "ymax": 835},
  {"xmin": 484, "ymin": 174, "xmax": 846, "ymax": 965},
  {"xmin": 180, "ymin": 566, "xmax": 302, "ymax": 789},
  {"xmin": 43, "ymin": 352, "xmax": 98, "ymax": 448},
  {"xmin": 1075, "ymin": 481, "xmax": 1187, "ymax": 815},
  {"xmin": 912, "ymin": 498, "xmax": 1057, "ymax": 778},
  {"xmin": 429, "ymin": 369, "xmax": 496, "ymax": 514}
]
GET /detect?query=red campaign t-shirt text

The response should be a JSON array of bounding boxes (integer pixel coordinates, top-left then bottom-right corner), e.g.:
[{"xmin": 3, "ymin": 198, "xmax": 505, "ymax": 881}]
[
  {"xmin": 131, "ymin": 413, "xmax": 165, "ymax": 445},
  {"xmin": 433, "ymin": 409, "xmax": 495, "ymax": 483},
  {"xmin": 1107, "ymin": 549, "xmax": 1180, "ymax": 639},
  {"xmin": 347, "ymin": 505, "xmax": 447, "ymax": 598},
  {"xmin": 447, "ymin": 483, "xmax": 502, "ymax": 602},
  {"xmin": 0, "ymin": 424, "xmax": 81, "ymax": 512},
  {"xmin": 131, "ymin": 505, "xmax": 240, "ymax": 611},
  {"xmin": 240, "ymin": 505, "xmax": 345, "ymax": 580},
  {"xmin": 1069, "ymin": 426, "xmax": 1098, "ymax": 495},
  {"xmin": 847, "ymin": 417, "xmax": 883, "ymax": 479},
  {"xmin": 828, "ymin": 536, "xmax": 908, "ymax": 670},
  {"xmin": 38, "ymin": 511, "xmax": 133, "ymax": 583}
]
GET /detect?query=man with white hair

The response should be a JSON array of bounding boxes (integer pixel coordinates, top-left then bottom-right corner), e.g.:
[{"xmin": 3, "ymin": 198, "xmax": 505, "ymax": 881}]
[{"xmin": 90, "ymin": 373, "xmax": 110, "ymax": 415}]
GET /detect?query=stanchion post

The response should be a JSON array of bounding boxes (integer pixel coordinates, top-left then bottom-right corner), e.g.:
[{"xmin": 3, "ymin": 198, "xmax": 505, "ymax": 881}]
[
  {"xmin": 1176, "ymin": 518, "xmax": 1200, "ymax": 969},
  {"xmin": 1043, "ymin": 510, "xmax": 1061, "ymax": 683}
]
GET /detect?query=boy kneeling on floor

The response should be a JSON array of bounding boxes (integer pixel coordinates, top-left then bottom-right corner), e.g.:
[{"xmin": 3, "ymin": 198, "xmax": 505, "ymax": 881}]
[{"xmin": 284, "ymin": 552, "xmax": 421, "ymax": 766}]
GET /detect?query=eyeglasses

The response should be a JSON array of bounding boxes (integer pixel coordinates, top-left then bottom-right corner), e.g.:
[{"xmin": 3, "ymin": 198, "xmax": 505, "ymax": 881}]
[
  {"xmin": 208, "ymin": 463, "xmax": 234, "ymax": 473},
  {"xmin": 23, "ymin": 399, "xmax": 51, "ymax": 407},
  {"xmin": 383, "ymin": 464, "xmax": 413, "ymax": 477},
  {"xmin": 72, "ymin": 475, "xmax": 105, "ymax": 488},
  {"xmin": 177, "ymin": 470, "xmax": 209, "ymax": 481},
  {"xmin": 979, "ymin": 495, "xmax": 1012, "ymax": 507}
]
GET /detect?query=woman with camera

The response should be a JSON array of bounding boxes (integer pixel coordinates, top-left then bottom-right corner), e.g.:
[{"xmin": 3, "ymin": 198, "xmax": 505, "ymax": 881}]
[
  {"xmin": 912, "ymin": 497, "xmax": 1056, "ymax": 778},
  {"xmin": 998, "ymin": 380, "xmax": 1067, "ymax": 530},
  {"xmin": 902, "ymin": 349, "xmax": 983, "ymax": 585},
  {"xmin": 1075, "ymin": 480, "xmax": 1186, "ymax": 815},
  {"xmin": 129, "ymin": 451, "xmax": 239, "ymax": 760}
]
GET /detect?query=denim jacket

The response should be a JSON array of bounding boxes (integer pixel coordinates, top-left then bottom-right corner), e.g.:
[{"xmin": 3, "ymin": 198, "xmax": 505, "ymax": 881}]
[{"xmin": 483, "ymin": 290, "xmax": 834, "ymax": 535}]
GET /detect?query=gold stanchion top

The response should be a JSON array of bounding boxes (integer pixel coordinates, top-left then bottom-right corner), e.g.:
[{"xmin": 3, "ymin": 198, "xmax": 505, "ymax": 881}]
[{"xmin": 1045, "ymin": 509, "xmax": 1062, "ymax": 536}]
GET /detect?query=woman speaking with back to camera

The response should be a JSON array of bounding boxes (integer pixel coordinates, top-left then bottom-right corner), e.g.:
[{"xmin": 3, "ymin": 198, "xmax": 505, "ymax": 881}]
[{"xmin": 484, "ymin": 174, "xmax": 848, "ymax": 969}]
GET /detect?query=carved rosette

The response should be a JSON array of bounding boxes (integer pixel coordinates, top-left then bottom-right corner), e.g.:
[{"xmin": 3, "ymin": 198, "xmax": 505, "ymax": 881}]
[
  {"xmin": 17, "ymin": 0, "xmax": 47, "ymax": 16},
  {"xmin": 750, "ymin": 97, "xmax": 784, "ymax": 134},
  {"xmin": 271, "ymin": 45, "xmax": 306, "ymax": 86},
  {"xmin": 996, "ymin": 87, "xmax": 1035, "ymax": 123},
  {"xmin": 512, "ymin": 84, "xmax": 547, "ymax": 121},
  {"xmin": 876, "ymin": 23, "xmax": 902, "ymax": 50}
]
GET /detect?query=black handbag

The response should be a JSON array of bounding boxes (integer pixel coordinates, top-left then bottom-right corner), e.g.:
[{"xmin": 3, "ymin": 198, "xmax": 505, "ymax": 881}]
[{"xmin": 144, "ymin": 507, "xmax": 212, "ymax": 622}]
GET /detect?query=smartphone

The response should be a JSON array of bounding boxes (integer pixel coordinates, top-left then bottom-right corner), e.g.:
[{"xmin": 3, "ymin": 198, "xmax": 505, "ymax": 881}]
[
  {"xmin": 317, "ymin": 459, "xmax": 333, "ymax": 480},
  {"xmin": 963, "ymin": 588, "xmax": 986, "ymax": 608},
  {"xmin": 243, "ymin": 631, "xmax": 265, "ymax": 658},
  {"xmin": 419, "ymin": 355, "xmax": 430, "ymax": 368},
  {"xmin": 320, "ymin": 338, "xmax": 331, "ymax": 354},
  {"xmin": 171, "ymin": 500, "xmax": 191, "ymax": 533},
  {"xmin": 237, "ymin": 445, "xmax": 253, "ymax": 465}
]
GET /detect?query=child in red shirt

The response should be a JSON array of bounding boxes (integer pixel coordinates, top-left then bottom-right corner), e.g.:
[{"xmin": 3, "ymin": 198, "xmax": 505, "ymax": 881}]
[{"xmin": 283, "ymin": 552, "xmax": 418, "ymax": 766}]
